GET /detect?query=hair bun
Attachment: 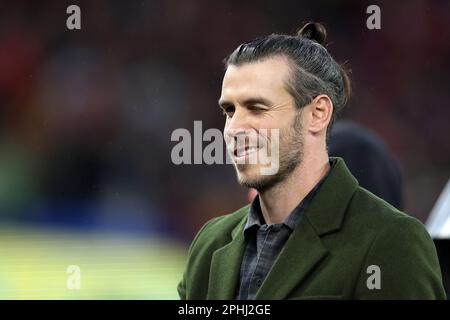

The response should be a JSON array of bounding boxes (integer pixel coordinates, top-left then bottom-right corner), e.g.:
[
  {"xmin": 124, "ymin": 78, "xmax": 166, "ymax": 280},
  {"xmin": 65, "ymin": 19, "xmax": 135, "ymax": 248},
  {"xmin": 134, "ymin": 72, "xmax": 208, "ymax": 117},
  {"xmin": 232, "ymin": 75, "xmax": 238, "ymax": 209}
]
[{"xmin": 297, "ymin": 22, "xmax": 327, "ymax": 45}]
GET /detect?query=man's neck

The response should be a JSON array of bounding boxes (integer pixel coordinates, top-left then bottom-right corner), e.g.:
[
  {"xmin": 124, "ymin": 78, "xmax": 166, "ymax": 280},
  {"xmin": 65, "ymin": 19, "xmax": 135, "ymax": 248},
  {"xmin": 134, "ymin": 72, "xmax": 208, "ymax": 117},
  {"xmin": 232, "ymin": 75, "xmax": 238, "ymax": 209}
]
[{"xmin": 258, "ymin": 153, "xmax": 331, "ymax": 225}]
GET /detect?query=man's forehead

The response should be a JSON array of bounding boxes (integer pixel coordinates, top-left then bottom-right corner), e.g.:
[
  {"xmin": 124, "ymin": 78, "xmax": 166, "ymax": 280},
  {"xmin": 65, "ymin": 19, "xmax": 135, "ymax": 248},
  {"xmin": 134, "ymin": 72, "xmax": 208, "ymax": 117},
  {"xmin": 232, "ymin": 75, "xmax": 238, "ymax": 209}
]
[{"xmin": 221, "ymin": 56, "xmax": 291, "ymax": 100}]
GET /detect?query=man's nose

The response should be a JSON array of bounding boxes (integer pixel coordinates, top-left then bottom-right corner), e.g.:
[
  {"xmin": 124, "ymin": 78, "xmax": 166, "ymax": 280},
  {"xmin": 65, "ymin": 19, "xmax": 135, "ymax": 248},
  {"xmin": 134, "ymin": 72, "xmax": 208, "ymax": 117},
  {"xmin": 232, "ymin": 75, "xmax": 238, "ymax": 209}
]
[{"xmin": 224, "ymin": 109, "xmax": 253, "ymax": 140}]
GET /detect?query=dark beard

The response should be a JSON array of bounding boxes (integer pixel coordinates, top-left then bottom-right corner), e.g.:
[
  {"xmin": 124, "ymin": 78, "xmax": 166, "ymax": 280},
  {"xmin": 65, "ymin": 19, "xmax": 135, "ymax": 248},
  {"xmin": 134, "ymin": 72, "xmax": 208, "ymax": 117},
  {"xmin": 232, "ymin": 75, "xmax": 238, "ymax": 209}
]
[{"xmin": 236, "ymin": 111, "xmax": 304, "ymax": 192}]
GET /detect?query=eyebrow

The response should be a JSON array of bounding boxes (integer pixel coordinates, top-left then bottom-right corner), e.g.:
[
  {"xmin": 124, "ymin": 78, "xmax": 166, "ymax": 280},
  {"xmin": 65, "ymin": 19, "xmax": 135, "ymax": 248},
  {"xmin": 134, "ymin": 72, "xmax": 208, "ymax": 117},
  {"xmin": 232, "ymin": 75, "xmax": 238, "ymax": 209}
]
[{"xmin": 218, "ymin": 97, "xmax": 274, "ymax": 109}]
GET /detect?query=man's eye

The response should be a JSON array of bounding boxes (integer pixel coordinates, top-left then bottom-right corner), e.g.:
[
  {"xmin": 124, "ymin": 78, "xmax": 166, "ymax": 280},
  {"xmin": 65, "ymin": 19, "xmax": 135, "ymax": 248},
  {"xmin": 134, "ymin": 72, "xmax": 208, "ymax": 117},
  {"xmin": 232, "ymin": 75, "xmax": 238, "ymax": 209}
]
[
  {"xmin": 248, "ymin": 105, "xmax": 265, "ymax": 112},
  {"xmin": 222, "ymin": 107, "xmax": 235, "ymax": 117}
]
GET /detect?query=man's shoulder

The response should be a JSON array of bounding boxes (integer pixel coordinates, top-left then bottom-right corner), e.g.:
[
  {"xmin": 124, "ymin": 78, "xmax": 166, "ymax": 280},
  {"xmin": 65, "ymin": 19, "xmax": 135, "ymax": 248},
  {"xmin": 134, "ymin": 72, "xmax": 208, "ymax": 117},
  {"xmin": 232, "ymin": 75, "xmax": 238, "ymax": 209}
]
[
  {"xmin": 187, "ymin": 204, "xmax": 249, "ymax": 254},
  {"xmin": 351, "ymin": 186, "xmax": 406, "ymax": 218},
  {"xmin": 346, "ymin": 186, "xmax": 430, "ymax": 240},
  {"xmin": 206, "ymin": 204, "xmax": 250, "ymax": 232},
  {"xmin": 347, "ymin": 188, "xmax": 445, "ymax": 299}
]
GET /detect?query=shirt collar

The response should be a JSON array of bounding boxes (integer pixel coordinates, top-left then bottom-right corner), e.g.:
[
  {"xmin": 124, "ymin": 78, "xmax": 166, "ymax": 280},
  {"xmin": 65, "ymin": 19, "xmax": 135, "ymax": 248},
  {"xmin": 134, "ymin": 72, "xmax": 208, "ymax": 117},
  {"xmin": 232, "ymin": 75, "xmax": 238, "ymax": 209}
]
[{"xmin": 244, "ymin": 159, "xmax": 336, "ymax": 236}]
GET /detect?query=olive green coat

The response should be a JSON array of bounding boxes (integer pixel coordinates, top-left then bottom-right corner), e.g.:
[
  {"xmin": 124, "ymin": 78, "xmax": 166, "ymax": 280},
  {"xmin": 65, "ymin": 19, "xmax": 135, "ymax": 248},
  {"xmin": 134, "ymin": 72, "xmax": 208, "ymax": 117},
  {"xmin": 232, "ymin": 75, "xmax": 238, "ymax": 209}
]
[{"xmin": 178, "ymin": 157, "xmax": 446, "ymax": 299}]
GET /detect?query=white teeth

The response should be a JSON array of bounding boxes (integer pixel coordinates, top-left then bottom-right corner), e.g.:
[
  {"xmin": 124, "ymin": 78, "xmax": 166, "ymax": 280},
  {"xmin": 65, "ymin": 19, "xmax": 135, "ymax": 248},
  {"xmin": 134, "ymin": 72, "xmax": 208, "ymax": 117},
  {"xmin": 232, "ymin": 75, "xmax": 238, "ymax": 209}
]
[{"xmin": 236, "ymin": 147, "xmax": 258, "ymax": 157}]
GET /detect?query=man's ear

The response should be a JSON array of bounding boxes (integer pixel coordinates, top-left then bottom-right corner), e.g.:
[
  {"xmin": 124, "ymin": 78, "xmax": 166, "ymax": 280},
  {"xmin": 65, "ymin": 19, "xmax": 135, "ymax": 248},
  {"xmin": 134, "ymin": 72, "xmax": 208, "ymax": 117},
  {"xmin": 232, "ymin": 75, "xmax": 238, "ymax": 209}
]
[{"xmin": 308, "ymin": 94, "xmax": 333, "ymax": 134}]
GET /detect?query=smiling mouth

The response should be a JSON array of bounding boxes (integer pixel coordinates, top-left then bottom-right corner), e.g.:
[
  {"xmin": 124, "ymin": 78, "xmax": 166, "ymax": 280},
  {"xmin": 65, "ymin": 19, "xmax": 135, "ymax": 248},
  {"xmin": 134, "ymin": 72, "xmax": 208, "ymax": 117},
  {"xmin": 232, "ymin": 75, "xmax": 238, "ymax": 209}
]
[{"xmin": 234, "ymin": 145, "xmax": 260, "ymax": 159}]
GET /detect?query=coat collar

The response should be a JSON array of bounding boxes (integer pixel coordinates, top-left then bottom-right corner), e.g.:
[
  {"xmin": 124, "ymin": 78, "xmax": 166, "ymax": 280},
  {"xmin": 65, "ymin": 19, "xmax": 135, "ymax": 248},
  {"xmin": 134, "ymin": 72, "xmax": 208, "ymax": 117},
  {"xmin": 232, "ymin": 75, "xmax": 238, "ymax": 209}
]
[
  {"xmin": 304, "ymin": 157, "xmax": 359, "ymax": 236},
  {"xmin": 207, "ymin": 157, "xmax": 359, "ymax": 299}
]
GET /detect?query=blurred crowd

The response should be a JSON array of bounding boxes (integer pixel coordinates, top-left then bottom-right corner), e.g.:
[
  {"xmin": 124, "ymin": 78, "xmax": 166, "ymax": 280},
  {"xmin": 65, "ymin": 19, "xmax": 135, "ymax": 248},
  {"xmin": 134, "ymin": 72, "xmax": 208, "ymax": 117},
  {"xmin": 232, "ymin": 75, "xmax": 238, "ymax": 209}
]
[{"xmin": 1, "ymin": 0, "xmax": 449, "ymax": 243}]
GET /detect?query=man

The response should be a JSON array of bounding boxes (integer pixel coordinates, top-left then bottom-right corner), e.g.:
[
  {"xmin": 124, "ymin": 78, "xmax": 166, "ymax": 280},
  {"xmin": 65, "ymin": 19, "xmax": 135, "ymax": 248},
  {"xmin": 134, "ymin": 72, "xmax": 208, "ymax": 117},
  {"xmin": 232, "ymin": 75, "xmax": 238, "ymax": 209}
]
[{"xmin": 178, "ymin": 22, "xmax": 446, "ymax": 299}]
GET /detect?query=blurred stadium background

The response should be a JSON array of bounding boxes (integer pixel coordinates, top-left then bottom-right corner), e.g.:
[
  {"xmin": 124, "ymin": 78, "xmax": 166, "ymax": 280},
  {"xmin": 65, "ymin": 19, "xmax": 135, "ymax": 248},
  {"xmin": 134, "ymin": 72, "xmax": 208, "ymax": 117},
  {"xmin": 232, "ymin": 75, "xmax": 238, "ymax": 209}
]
[{"xmin": 0, "ymin": 0, "xmax": 449, "ymax": 299}]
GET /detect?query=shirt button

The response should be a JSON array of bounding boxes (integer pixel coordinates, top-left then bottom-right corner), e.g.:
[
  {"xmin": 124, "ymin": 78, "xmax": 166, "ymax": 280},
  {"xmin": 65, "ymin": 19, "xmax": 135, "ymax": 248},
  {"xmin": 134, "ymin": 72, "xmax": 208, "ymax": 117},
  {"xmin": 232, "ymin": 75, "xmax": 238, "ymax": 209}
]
[
  {"xmin": 256, "ymin": 279, "xmax": 263, "ymax": 287},
  {"xmin": 272, "ymin": 224, "xmax": 281, "ymax": 232}
]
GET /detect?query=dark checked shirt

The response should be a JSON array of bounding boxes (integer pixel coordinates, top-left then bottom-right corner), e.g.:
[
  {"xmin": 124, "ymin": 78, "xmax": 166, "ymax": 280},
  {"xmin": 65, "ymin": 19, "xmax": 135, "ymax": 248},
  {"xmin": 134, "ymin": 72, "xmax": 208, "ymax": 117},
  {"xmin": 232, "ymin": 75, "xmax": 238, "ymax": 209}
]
[{"xmin": 235, "ymin": 160, "xmax": 335, "ymax": 300}]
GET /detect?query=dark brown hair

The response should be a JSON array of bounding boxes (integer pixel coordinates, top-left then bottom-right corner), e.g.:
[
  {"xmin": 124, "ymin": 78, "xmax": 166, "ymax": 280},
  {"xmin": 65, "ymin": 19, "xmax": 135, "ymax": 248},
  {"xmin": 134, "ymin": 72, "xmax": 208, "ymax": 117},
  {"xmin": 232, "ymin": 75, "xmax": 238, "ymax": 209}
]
[{"xmin": 224, "ymin": 22, "xmax": 352, "ymax": 140}]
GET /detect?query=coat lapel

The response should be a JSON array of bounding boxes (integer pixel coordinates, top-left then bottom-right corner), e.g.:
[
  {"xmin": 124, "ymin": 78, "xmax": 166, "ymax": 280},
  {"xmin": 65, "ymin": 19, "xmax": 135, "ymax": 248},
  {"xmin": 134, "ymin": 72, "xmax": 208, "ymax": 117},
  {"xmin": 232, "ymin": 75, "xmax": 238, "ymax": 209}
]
[
  {"xmin": 207, "ymin": 213, "xmax": 248, "ymax": 299},
  {"xmin": 207, "ymin": 157, "xmax": 358, "ymax": 300},
  {"xmin": 255, "ymin": 216, "xmax": 328, "ymax": 299},
  {"xmin": 256, "ymin": 157, "xmax": 358, "ymax": 299}
]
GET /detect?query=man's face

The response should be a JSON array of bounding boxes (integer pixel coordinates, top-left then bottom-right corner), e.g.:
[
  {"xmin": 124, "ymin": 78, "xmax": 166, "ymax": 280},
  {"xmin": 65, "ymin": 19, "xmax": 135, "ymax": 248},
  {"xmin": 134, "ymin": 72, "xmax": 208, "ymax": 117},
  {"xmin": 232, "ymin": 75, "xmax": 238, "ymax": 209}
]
[{"xmin": 220, "ymin": 56, "xmax": 305, "ymax": 191}]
